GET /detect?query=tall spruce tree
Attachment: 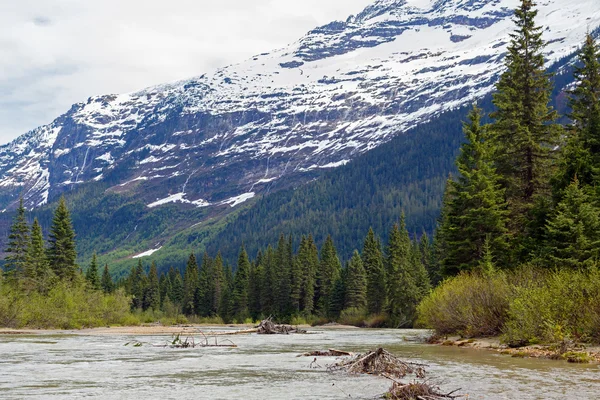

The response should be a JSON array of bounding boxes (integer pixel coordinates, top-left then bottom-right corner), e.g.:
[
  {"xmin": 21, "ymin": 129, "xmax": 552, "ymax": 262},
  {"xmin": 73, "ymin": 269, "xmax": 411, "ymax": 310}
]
[
  {"xmin": 212, "ymin": 253, "xmax": 226, "ymax": 316},
  {"xmin": 26, "ymin": 218, "xmax": 52, "ymax": 293},
  {"xmin": 47, "ymin": 196, "xmax": 78, "ymax": 281},
  {"xmin": 298, "ymin": 235, "xmax": 318, "ymax": 315},
  {"xmin": 85, "ymin": 253, "xmax": 101, "ymax": 290},
  {"xmin": 182, "ymin": 253, "xmax": 199, "ymax": 315},
  {"xmin": 144, "ymin": 262, "xmax": 161, "ymax": 311},
  {"xmin": 344, "ymin": 250, "xmax": 367, "ymax": 310},
  {"xmin": 439, "ymin": 106, "xmax": 509, "ymax": 275},
  {"xmin": 259, "ymin": 246, "xmax": 276, "ymax": 316},
  {"xmin": 490, "ymin": 0, "xmax": 560, "ymax": 242},
  {"xmin": 130, "ymin": 260, "xmax": 146, "ymax": 310},
  {"xmin": 101, "ymin": 264, "xmax": 114, "ymax": 294},
  {"xmin": 196, "ymin": 252, "xmax": 214, "ymax": 317},
  {"xmin": 5, "ymin": 198, "xmax": 30, "ymax": 281},
  {"xmin": 316, "ymin": 235, "xmax": 342, "ymax": 316},
  {"xmin": 555, "ymin": 33, "xmax": 600, "ymax": 193},
  {"xmin": 248, "ymin": 253, "xmax": 264, "ymax": 320},
  {"xmin": 231, "ymin": 246, "xmax": 251, "ymax": 321},
  {"xmin": 386, "ymin": 215, "xmax": 419, "ymax": 327},
  {"xmin": 363, "ymin": 228, "xmax": 386, "ymax": 315},
  {"xmin": 545, "ymin": 177, "xmax": 600, "ymax": 268}
]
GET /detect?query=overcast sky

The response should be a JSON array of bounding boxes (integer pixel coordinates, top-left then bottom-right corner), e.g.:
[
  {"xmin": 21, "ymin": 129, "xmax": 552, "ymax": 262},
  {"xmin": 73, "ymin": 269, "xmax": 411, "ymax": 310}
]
[{"xmin": 0, "ymin": 0, "xmax": 372, "ymax": 145}]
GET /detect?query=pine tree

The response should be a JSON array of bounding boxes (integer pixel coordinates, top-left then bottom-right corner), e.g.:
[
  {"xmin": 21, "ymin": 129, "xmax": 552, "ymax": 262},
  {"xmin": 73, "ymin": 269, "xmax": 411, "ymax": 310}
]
[
  {"xmin": 555, "ymin": 33, "xmax": 600, "ymax": 193},
  {"xmin": 144, "ymin": 262, "xmax": 161, "ymax": 311},
  {"xmin": 231, "ymin": 246, "xmax": 251, "ymax": 321},
  {"xmin": 130, "ymin": 260, "xmax": 146, "ymax": 310},
  {"xmin": 5, "ymin": 198, "xmax": 30, "ymax": 281},
  {"xmin": 259, "ymin": 246, "xmax": 276, "ymax": 316},
  {"xmin": 85, "ymin": 253, "xmax": 101, "ymax": 290},
  {"xmin": 386, "ymin": 215, "xmax": 419, "ymax": 327},
  {"xmin": 363, "ymin": 228, "xmax": 386, "ymax": 315},
  {"xmin": 345, "ymin": 250, "xmax": 367, "ymax": 310},
  {"xmin": 212, "ymin": 253, "xmax": 226, "ymax": 316},
  {"xmin": 490, "ymin": 0, "xmax": 561, "ymax": 241},
  {"xmin": 316, "ymin": 235, "xmax": 342, "ymax": 316},
  {"xmin": 196, "ymin": 252, "xmax": 214, "ymax": 317},
  {"xmin": 328, "ymin": 269, "xmax": 346, "ymax": 320},
  {"xmin": 182, "ymin": 253, "xmax": 199, "ymax": 315},
  {"xmin": 26, "ymin": 217, "xmax": 52, "ymax": 293},
  {"xmin": 419, "ymin": 232, "xmax": 440, "ymax": 287},
  {"xmin": 101, "ymin": 264, "xmax": 114, "ymax": 294},
  {"xmin": 248, "ymin": 253, "xmax": 263, "ymax": 320},
  {"xmin": 439, "ymin": 106, "xmax": 509, "ymax": 275},
  {"xmin": 298, "ymin": 235, "xmax": 318, "ymax": 315},
  {"xmin": 47, "ymin": 196, "xmax": 78, "ymax": 281},
  {"xmin": 545, "ymin": 177, "xmax": 600, "ymax": 268},
  {"xmin": 219, "ymin": 265, "xmax": 234, "ymax": 323},
  {"xmin": 274, "ymin": 234, "xmax": 292, "ymax": 316},
  {"xmin": 168, "ymin": 267, "xmax": 184, "ymax": 308},
  {"xmin": 410, "ymin": 238, "xmax": 431, "ymax": 300}
]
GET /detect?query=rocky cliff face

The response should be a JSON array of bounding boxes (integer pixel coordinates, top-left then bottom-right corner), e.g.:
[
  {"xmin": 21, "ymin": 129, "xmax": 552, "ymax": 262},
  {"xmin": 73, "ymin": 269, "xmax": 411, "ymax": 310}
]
[{"xmin": 0, "ymin": 0, "xmax": 598, "ymax": 214}]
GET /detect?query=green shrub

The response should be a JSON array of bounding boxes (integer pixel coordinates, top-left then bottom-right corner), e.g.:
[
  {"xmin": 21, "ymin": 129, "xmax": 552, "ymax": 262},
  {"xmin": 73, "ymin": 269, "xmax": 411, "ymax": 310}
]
[
  {"xmin": 338, "ymin": 307, "xmax": 368, "ymax": 327},
  {"xmin": 416, "ymin": 271, "xmax": 511, "ymax": 337},
  {"xmin": 503, "ymin": 269, "xmax": 600, "ymax": 346}
]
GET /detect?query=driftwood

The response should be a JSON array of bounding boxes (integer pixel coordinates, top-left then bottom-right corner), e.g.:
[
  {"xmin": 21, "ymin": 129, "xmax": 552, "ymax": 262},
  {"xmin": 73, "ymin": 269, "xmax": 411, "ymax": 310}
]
[
  {"xmin": 386, "ymin": 381, "xmax": 462, "ymax": 400},
  {"xmin": 298, "ymin": 349, "xmax": 354, "ymax": 357},
  {"xmin": 125, "ymin": 331, "xmax": 237, "ymax": 348},
  {"xmin": 328, "ymin": 347, "xmax": 427, "ymax": 379},
  {"xmin": 256, "ymin": 318, "xmax": 307, "ymax": 334}
]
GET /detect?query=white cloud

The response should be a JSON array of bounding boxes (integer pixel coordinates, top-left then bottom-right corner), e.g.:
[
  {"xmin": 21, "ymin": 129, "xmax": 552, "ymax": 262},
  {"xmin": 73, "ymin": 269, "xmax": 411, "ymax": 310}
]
[{"xmin": 0, "ymin": 0, "xmax": 372, "ymax": 145}]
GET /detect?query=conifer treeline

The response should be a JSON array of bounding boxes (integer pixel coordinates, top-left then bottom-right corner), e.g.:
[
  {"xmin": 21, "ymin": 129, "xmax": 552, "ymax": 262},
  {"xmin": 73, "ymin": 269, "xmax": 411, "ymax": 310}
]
[
  {"xmin": 2, "ymin": 197, "xmax": 99, "ymax": 293},
  {"xmin": 437, "ymin": 1, "xmax": 600, "ymax": 273},
  {"xmin": 125, "ymin": 216, "xmax": 432, "ymax": 325}
]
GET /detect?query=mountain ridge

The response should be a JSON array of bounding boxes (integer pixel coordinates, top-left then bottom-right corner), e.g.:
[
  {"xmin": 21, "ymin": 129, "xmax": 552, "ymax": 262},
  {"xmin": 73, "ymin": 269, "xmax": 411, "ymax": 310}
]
[{"xmin": 0, "ymin": 0, "xmax": 598, "ymax": 268}]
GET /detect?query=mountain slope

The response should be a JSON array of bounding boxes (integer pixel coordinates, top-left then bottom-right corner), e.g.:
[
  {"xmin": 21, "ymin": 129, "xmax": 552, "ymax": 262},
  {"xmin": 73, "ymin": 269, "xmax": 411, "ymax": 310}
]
[{"xmin": 0, "ymin": 0, "xmax": 598, "ymax": 270}]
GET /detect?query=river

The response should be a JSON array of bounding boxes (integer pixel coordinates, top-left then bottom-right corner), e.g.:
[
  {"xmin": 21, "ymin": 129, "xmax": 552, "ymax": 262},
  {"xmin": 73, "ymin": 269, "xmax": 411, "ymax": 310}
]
[{"xmin": 0, "ymin": 328, "xmax": 598, "ymax": 399}]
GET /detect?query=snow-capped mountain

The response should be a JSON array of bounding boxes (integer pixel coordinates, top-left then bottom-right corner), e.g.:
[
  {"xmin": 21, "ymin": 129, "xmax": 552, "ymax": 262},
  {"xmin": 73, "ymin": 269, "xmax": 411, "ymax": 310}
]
[{"xmin": 1, "ymin": 0, "xmax": 599, "ymax": 212}]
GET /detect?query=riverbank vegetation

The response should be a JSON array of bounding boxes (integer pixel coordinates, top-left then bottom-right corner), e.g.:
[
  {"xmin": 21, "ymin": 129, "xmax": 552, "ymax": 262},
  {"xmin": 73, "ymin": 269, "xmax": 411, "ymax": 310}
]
[{"xmin": 419, "ymin": 1, "xmax": 600, "ymax": 348}]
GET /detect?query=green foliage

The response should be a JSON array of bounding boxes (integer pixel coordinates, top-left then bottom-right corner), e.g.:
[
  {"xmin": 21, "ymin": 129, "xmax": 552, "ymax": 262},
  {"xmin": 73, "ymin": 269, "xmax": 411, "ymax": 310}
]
[
  {"xmin": 143, "ymin": 262, "xmax": 161, "ymax": 311},
  {"xmin": 0, "ymin": 282, "xmax": 131, "ymax": 329},
  {"xmin": 363, "ymin": 228, "xmax": 386, "ymax": 314},
  {"xmin": 231, "ymin": 247, "xmax": 250, "ymax": 320},
  {"xmin": 503, "ymin": 268, "xmax": 600, "ymax": 346},
  {"xmin": 85, "ymin": 253, "xmax": 101, "ymax": 290},
  {"xmin": 386, "ymin": 216, "xmax": 420, "ymax": 327},
  {"xmin": 5, "ymin": 198, "xmax": 29, "ymax": 281},
  {"xmin": 345, "ymin": 250, "xmax": 367, "ymax": 310},
  {"xmin": 48, "ymin": 196, "xmax": 78, "ymax": 281},
  {"xmin": 438, "ymin": 106, "xmax": 509, "ymax": 275},
  {"xmin": 316, "ymin": 235, "xmax": 342, "ymax": 316},
  {"xmin": 490, "ymin": 0, "xmax": 561, "ymax": 255},
  {"xmin": 416, "ymin": 271, "xmax": 511, "ymax": 337},
  {"xmin": 544, "ymin": 178, "xmax": 600, "ymax": 267},
  {"xmin": 101, "ymin": 264, "xmax": 114, "ymax": 294}
]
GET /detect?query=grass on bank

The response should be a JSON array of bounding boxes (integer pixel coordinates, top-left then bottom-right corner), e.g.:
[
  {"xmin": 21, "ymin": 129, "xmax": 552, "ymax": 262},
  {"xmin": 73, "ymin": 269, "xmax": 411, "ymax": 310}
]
[{"xmin": 417, "ymin": 267, "xmax": 600, "ymax": 346}]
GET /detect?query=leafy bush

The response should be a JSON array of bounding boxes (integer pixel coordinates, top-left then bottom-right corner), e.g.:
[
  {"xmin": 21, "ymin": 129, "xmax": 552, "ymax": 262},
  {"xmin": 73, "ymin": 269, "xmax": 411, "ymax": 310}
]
[
  {"xmin": 0, "ymin": 283, "xmax": 132, "ymax": 329},
  {"xmin": 503, "ymin": 268, "xmax": 600, "ymax": 346},
  {"xmin": 416, "ymin": 271, "xmax": 511, "ymax": 337},
  {"xmin": 338, "ymin": 307, "xmax": 368, "ymax": 327}
]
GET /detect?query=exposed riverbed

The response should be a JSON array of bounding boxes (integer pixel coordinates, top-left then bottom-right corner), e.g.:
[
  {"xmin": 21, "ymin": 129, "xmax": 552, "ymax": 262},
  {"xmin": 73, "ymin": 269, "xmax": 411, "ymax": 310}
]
[{"xmin": 1, "ymin": 328, "xmax": 599, "ymax": 399}]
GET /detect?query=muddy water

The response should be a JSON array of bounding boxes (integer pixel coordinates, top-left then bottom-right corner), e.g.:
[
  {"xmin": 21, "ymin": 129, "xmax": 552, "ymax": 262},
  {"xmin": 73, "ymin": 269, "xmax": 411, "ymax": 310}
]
[{"xmin": 0, "ymin": 328, "xmax": 599, "ymax": 399}]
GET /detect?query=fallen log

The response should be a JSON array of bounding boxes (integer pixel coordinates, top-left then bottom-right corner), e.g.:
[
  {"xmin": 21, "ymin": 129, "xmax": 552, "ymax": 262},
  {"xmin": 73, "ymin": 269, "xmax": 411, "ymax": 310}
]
[{"xmin": 298, "ymin": 349, "xmax": 354, "ymax": 357}]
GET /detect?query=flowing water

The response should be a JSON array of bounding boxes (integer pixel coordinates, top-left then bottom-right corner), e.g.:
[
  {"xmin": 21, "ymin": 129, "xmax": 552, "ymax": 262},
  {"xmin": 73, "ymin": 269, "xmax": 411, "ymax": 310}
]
[{"xmin": 1, "ymin": 328, "xmax": 599, "ymax": 399}]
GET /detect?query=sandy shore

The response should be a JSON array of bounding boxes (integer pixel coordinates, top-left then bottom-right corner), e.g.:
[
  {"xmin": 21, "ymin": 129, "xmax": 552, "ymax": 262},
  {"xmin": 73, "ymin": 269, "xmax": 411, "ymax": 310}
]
[
  {"xmin": 0, "ymin": 323, "xmax": 358, "ymax": 336},
  {"xmin": 432, "ymin": 336, "xmax": 600, "ymax": 363}
]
